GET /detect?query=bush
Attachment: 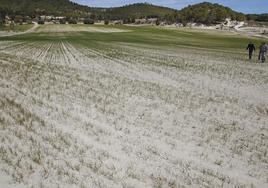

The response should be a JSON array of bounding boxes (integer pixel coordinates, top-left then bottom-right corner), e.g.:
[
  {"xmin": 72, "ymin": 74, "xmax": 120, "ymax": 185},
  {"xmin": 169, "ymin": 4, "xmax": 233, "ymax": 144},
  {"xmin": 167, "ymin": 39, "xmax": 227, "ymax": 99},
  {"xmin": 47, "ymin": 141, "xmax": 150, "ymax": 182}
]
[
  {"xmin": 84, "ymin": 19, "xmax": 94, "ymax": 25},
  {"xmin": 182, "ymin": 20, "xmax": 187, "ymax": 27},
  {"xmin": 60, "ymin": 19, "xmax": 66, "ymax": 24},
  {"xmin": 14, "ymin": 15, "xmax": 23, "ymax": 24},
  {"xmin": 104, "ymin": 20, "xmax": 109, "ymax": 25},
  {"xmin": 0, "ymin": 18, "xmax": 4, "ymax": 25},
  {"xmin": 123, "ymin": 18, "xmax": 131, "ymax": 24},
  {"xmin": 68, "ymin": 19, "xmax": 77, "ymax": 24},
  {"xmin": 38, "ymin": 20, "xmax": 44, "ymax": 25},
  {"xmin": 26, "ymin": 20, "xmax": 33, "ymax": 24}
]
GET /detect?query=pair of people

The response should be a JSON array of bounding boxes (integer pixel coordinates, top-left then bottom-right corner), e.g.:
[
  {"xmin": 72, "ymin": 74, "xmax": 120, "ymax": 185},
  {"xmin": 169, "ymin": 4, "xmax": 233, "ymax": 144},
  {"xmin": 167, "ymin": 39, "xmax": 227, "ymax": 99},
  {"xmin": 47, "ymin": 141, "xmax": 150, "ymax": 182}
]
[{"xmin": 247, "ymin": 42, "xmax": 268, "ymax": 62}]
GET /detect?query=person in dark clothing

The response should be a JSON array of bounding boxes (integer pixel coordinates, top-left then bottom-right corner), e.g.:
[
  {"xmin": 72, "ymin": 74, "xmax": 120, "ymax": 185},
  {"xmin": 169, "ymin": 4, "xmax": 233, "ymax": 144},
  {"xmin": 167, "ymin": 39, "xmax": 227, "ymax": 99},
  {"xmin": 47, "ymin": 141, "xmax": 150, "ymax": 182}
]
[
  {"xmin": 259, "ymin": 42, "xmax": 268, "ymax": 63},
  {"xmin": 258, "ymin": 44, "xmax": 262, "ymax": 61},
  {"xmin": 246, "ymin": 42, "xmax": 256, "ymax": 60}
]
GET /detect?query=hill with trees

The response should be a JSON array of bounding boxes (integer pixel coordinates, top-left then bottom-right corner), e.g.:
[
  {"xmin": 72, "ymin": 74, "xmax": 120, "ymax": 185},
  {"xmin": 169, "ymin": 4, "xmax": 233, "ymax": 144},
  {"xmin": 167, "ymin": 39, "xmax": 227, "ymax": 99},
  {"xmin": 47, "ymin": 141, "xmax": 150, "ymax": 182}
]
[
  {"xmin": 0, "ymin": 0, "xmax": 93, "ymax": 17},
  {"xmin": 1, "ymin": 0, "xmax": 267, "ymax": 26},
  {"xmin": 246, "ymin": 14, "xmax": 268, "ymax": 22},
  {"xmin": 176, "ymin": 2, "xmax": 246, "ymax": 25},
  {"xmin": 100, "ymin": 3, "xmax": 176, "ymax": 20},
  {"xmin": 0, "ymin": 1, "xmax": 175, "ymax": 19}
]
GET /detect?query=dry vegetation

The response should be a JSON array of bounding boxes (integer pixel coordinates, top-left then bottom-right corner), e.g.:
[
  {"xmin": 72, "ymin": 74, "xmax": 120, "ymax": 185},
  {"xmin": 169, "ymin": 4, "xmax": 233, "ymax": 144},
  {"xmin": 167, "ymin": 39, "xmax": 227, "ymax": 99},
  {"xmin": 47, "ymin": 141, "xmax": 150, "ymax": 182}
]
[{"xmin": 0, "ymin": 25, "xmax": 267, "ymax": 188}]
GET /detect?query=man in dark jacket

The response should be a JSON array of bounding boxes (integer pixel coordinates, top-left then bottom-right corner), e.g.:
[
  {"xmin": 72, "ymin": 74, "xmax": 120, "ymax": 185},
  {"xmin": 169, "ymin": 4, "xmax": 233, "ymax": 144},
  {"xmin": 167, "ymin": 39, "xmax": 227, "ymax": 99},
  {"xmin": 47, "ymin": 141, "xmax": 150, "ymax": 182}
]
[
  {"xmin": 259, "ymin": 42, "xmax": 268, "ymax": 63},
  {"xmin": 246, "ymin": 42, "xmax": 256, "ymax": 60}
]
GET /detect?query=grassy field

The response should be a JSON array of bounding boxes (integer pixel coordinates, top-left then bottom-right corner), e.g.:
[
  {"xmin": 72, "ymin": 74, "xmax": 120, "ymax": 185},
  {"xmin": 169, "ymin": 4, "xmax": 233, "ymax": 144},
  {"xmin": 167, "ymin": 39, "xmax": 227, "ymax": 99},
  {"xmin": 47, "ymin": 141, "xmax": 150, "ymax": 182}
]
[
  {"xmin": 2, "ymin": 24, "xmax": 265, "ymax": 50},
  {"xmin": 0, "ymin": 24, "xmax": 267, "ymax": 188},
  {"xmin": 0, "ymin": 24, "xmax": 34, "ymax": 32}
]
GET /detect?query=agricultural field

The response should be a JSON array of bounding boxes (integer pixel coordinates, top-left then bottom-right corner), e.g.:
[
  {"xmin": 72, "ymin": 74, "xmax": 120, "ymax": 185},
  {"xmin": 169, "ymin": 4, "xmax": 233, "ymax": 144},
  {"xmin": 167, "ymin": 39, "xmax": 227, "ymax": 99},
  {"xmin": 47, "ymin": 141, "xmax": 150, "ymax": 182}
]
[
  {"xmin": 0, "ymin": 24, "xmax": 34, "ymax": 33},
  {"xmin": 0, "ymin": 24, "xmax": 267, "ymax": 188},
  {"xmin": 34, "ymin": 24, "xmax": 130, "ymax": 33}
]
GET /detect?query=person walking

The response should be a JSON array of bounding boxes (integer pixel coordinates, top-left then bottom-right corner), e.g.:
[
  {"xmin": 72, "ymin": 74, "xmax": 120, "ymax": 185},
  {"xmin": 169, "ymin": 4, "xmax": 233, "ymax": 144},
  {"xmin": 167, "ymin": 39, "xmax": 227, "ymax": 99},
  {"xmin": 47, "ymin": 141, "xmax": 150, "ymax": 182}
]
[
  {"xmin": 259, "ymin": 42, "xmax": 268, "ymax": 63},
  {"xmin": 258, "ymin": 44, "xmax": 262, "ymax": 61},
  {"xmin": 246, "ymin": 42, "xmax": 255, "ymax": 60}
]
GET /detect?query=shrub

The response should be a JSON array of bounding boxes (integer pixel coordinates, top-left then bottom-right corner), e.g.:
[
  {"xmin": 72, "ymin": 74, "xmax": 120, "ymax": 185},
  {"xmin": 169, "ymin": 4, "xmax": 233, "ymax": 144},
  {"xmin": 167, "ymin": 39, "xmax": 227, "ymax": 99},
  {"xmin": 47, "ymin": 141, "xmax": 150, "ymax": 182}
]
[
  {"xmin": 182, "ymin": 20, "xmax": 187, "ymax": 27},
  {"xmin": 123, "ymin": 18, "xmax": 131, "ymax": 24},
  {"xmin": 104, "ymin": 20, "xmax": 109, "ymax": 25},
  {"xmin": 38, "ymin": 20, "xmax": 44, "ymax": 25},
  {"xmin": 84, "ymin": 19, "xmax": 94, "ymax": 25},
  {"xmin": 156, "ymin": 19, "xmax": 160, "ymax": 26},
  {"xmin": 26, "ymin": 20, "xmax": 33, "ymax": 24},
  {"xmin": 68, "ymin": 19, "xmax": 77, "ymax": 24},
  {"xmin": 60, "ymin": 19, "xmax": 66, "ymax": 24},
  {"xmin": 0, "ymin": 18, "xmax": 4, "ymax": 25}
]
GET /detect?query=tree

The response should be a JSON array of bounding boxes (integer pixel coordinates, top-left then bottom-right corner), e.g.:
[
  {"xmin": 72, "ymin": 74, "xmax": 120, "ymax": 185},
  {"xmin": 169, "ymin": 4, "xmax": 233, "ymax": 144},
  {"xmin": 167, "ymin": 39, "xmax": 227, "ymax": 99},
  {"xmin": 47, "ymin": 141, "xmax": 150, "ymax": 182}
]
[
  {"xmin": 156, "ymin": 19, "xmax": 160, "ymax": 26},
  {"xmin": 90, "ymin": 13, "xmax": 96, "ymax": 20},
  {"xmin": 14, "ymin": 15, "xmax": 23, "ymax": 24},
  {"xmin": 68, "ymin": 19, "xmax": 77, "ymax": 24},
  {"xmin": 60, "ymin": 19, "xmax": 66, "ymax": 24},
  {"xmin": 236, "ymin": 13, "xmax": 246, "ymax": 21},
  {"xmin": 177, "ymin": 2, "xmax": 246, "ymax": 25},
  {"xmin": 84, "ymin": 18, "xmax": 94, "ymax": 24},
  {"xmin": 104, "ymin": 20, "xmax": 109, "ymax": 25},
  {"xmin": 215, "ymin": 8, "xmax": 227, "ymax": 23},
  {"xmin": 10, "ymin": 21, "xmax": 15, "ymax": 31},
  {"xmin": 123, "ymin": 18, "xmax": 131, "ymax": 24},
  {"xmin": 37, "ymin": 20, "xmax": 44, "ymax": 25},
  {"xmin": 96, "ymin": 14, "xmax": 103, "ymax": 21},
  {"xmin": 0, "ymin": 10, "xmax": 6, "ymax": 25},
  {"xmin": 246, "ymin": 14, "xmax": 268, "ymax": 22},
  {"xmin": 207, "ymin": 11, "xmax": 217, "ymax": 24}
]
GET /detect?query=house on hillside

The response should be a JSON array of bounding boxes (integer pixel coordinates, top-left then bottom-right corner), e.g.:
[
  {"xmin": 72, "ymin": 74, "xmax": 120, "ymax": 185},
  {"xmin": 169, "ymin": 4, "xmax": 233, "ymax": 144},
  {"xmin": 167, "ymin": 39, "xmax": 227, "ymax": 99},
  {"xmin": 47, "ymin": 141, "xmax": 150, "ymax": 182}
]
[
  {"xmin": 147, "ymin": 18, "xmax": 158, "ymax": 24},
  {"xmin": 39, "ymin": 15, "xmax": 53, "ymax": 22},
  {"xmin": 217, "ymin": 18, "xmax": 244, "ymax": 31},
  {"xmin": 50, "ymin": 16, "xmax": 67, "ymax": 24},
  {"xmin": 134, "ymin": 18, "xmax": 158, "ymax": 25},
  {"xmin": 46, "ymin": 16, "xmax": 54, "ymax": 20},
  {"xmin": 40, "ymin": 15, "xmax": 46, "ymax": 21},
  {"xmin": 175, "ymin": 23, "xmax": 184, "ymax": 27},
  {"xmin": 55, "ymin": 16, "xmax": 66, "ymax": 20}
]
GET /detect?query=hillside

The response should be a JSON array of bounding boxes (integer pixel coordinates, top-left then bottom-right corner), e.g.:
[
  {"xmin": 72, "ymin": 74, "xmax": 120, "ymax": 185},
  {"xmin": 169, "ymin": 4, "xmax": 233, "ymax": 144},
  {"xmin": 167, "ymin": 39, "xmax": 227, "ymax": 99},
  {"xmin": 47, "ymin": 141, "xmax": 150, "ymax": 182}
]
[
  {"xmin": 247, "ymin": 14, "xmax": 268, "ymax": 22},
  {"xmin": 177, "ymin": 2, "xmax": 246, "ymax": 24},
  {"xmin": 100, "ymin": 3, "xmax": 176, "ymax": 20},
  {"xmin": 0, "ymin": 0, "xmax": 92, "ymax": 16},
  {"xmin": 0, "ymin": 1, "xmax": 175, "ymax": 19},
  {"xmin": 1, "ymin": 1, "xmax": 266, "ymax": 25}
]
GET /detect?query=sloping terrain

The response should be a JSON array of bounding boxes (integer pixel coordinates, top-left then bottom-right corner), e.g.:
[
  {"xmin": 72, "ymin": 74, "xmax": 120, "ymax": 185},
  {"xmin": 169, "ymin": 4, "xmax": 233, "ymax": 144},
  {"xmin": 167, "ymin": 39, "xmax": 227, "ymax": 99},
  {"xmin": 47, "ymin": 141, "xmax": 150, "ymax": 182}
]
[
  {"xmin": 0, "ymin": 27, "xmax": 267, "ymax": 188},
  {"xmin": 0, "ymin": 0, "xmax": 91, "ymax": 16},
  {"xmin": 0, "ymin": 0, "xmax": 175, "ymax": 19},
  {"xmin": 102, "ymin": 3, "xmax": 175, "ymax": 20}
]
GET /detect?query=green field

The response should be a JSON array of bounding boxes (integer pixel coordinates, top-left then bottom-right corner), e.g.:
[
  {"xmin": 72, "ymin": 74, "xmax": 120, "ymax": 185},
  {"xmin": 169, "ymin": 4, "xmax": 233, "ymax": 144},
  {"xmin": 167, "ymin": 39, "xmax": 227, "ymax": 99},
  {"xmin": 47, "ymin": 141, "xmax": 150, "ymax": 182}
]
[
  {"xmin": 1, "ymin": 24, "xmax": 266, "ymax": 55},
  {"xmin": 0, "ymin": 24, "xmax": 34, "ymax": 32}
]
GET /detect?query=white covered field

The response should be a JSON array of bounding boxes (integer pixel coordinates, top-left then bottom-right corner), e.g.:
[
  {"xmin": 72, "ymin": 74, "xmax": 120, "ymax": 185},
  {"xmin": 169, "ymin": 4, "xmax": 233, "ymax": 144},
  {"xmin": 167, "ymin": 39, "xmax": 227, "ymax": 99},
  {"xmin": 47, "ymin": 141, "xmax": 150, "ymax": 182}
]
[{"xmin": 0, "ymin": 39, "xmax": 267, "ymax": 188}]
